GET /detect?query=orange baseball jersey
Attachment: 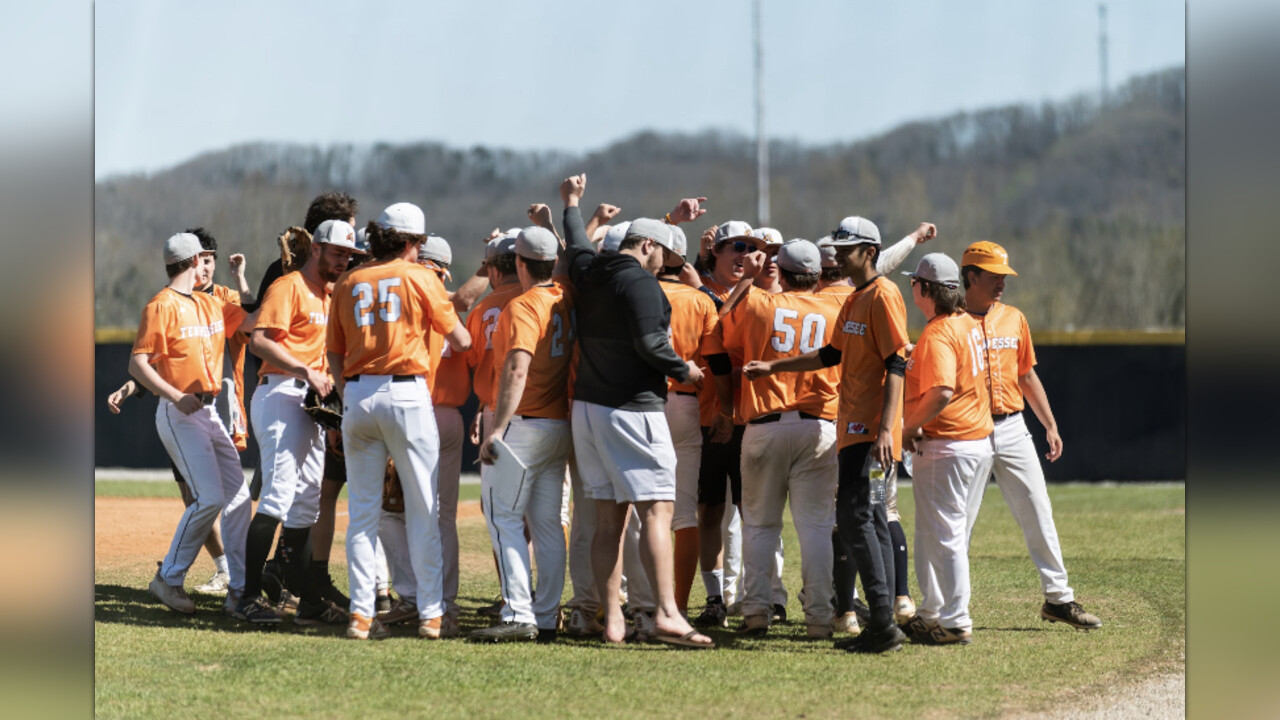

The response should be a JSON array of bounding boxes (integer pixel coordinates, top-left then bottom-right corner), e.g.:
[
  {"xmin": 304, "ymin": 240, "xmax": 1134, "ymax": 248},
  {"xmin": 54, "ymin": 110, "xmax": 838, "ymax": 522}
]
[
  {"xmin": 904, "ymin": 312, "xmax": 993, "ymax": 441},
  {"xmin": 254, "ymin": 272, "xmax": 331, "ymax": 379},
  {"xmin": 466, "ymin": 282, "xmax": 525, "ymax": 409},
  {"xmin": 833, "ymin": 277, "xmax": 910, "ymax": 455},
  {"xmin": 490, "ymin": 282, "xmax": 575, "ymax": 420},
  {"xmin": 968, "ymin": 301, "xmax": 1036, "ymax": 416},
  {"xmin": 327, "ymin": 258, "xmax": 459, "ymax": 377},
  {"xmin": 721, "ymin": 289, "xmax": 840, "ymax": 422},
  {"xmin": 207, "ymin": 283, "xmax": 249, "ymax": 451},
  {"xmin": 133, "ymin": 287, "xmax": 249, "ymax": 395},
  {"xmin": 659, "ymin": 278, "xmax": 718, "ymax": 395},
  {"xmin": 818, "ymin": 283, "xmax": 854, "ymax": 305},
  {"xmin": 698, "ymin": 275, "xmax": 746, "ymax": 425}
]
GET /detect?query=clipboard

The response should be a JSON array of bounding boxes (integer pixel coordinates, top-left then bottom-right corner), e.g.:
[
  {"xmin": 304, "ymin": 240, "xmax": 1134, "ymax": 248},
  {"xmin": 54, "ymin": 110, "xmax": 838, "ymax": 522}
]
[{"xmin": 488, "ymin": 437, "xmax": 530, "ymax": 512}]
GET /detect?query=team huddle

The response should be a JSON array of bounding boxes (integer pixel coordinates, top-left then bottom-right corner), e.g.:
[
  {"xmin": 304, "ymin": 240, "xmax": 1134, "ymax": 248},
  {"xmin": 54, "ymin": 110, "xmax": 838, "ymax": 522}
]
[{"xmin": 111, "ymin": 173, "xmax": 1101, "ymax": 653}]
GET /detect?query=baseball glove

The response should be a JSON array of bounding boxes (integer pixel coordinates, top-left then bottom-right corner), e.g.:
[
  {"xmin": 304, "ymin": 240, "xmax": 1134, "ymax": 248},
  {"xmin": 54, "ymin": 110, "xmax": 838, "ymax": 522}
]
[
  {"xmin": 383, "ymin": 460, "xmax": 404, "ymax": 513},
  {"xmin": 302, "ymin": 387, "xmax": 343, "ymax": 431},
  {"xmin": 279, "ymin": 226, "xmax": 313, "ymax": 273}
]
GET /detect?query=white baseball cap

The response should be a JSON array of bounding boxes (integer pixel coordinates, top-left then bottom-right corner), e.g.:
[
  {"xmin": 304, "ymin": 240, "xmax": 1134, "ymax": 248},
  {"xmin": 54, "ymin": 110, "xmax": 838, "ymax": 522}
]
[
  {"xmin": 713, "ymin": 220, "xmax": 755, "ymax": 246},
  {"xmin": 751, "ymin": 227, "xmax": 785, "ymax": 248},
  {"xmin": 601, "ymin": 221, "xmax": 632, "ymax": 253},
  {"xmin": 830, "ymin": 216, "xmax": 881, "ymax": 246},
  {"xmin": 313, "ymin": 219, "xmax": 364, "ymax": 253},
  {"xmin": 163, "ymin": 232, "xmax": 202, "ymax": 264},
  {"xmin": 418, "ymin": 234, "xmax": 452, "ymax": 265},
  {"xmin": 903, "ymin": 253, "xmax": 962, "ymax": 289},
  {"xmin": 377, "ymin": 202, "xmax": 426, "ymax": 235},
  {"xmin": 516, "ymin": 226, "xmax": 559, "ymax": 261},
  {"xmin": 776, "ymin": 240, "xmax": 822, "ymax": 274}
]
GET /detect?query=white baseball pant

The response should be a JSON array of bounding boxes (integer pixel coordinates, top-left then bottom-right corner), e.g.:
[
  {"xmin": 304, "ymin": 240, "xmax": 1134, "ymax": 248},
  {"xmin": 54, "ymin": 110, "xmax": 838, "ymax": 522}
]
[
  {"xmin": 155, "ymin": 399, "xmax": 250, "ymax": 594},
  {"xmin": 481, "ymin": 416, "xmax": 571, "ymax": 630},
  {"xmin": 739, "ymin": 414, "xmax": 837, "ymax": 625},
  {"xmin": 249, "ymin": 375, "xmax": 323, "ymax": 528},
  {"xmin": 665, "ymin": 393, "xmax": 702, "ymax": 532},
  {"xmin": 342, "ymin": 375, "xmax": 443, "ymax": 620},
  {"xmin": 565, "ymin": 443, "xmax": 599, "ymax": 612},
  {"xmin": 913, "ymin": 435, "xmax": 995, "ymax": 631},
  {"xmin": 379, "ymin": 510, "xmax": 415, "ymax": 601},
  {"xmin": 983, "ymin": 412, "xmax": 1073, "ymax": 603},
  {"xmin": 435, "ymin": 404, "xmax": 465, "ymax": 616},
  {"xmin": 721, "ymin": 495, "xmax": 743, "ymax": 605}
]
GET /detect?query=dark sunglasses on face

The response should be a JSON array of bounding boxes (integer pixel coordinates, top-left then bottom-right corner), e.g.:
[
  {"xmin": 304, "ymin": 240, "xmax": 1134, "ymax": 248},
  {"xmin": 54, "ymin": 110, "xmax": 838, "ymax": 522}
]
[
  {"xmin": 723, "ymin": 240, "xmax": 749, "ymax": 253},
  {"xmin": 832, "ymin": 228, "xmax": 878, "ymax": 243}
]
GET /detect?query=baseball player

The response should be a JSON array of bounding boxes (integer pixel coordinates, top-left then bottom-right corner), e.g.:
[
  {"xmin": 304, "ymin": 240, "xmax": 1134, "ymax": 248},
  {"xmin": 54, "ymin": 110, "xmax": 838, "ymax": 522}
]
[
  {"xmin": 960, "ymin": 241, "xmax": 1102, "ymax": 630},
  {"xmin": 656, "ymin": 226, "xmax": 719, "ymax": 615},
  {"xmin": 719, "ymin": 240, "xmax": 842, "ymax": 639},
  {"xmin": 236, "ymin": 219, "xmax": 361, "ymax": 625},
  {"xmin": 471, "ymin": 227, "xmax": 575, "ymax": 643},
  {"xmin": 560, "ymin": 174, "xmax": 713, "ymax": 648},
  {"xmin": 130, "ymin": 232, "xmax": 256, "ymax": 614},
  {"xmin": 898, "ymin": 253, "xmax": 995, "ymax": 646},
  {"xmin": 327, "ymin": 202, "xmax": 472, "ymax": 640}
]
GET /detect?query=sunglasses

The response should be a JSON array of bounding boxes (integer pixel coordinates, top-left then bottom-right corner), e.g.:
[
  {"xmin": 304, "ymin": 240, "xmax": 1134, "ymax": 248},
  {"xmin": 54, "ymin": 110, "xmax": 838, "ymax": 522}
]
[
  {"xmin": 832, "ymin": 228, "xmax": 878, "ymax": 243},
  {"xmin": 718, "ymin": 240, "xmax": 751, "ymax": 253}
]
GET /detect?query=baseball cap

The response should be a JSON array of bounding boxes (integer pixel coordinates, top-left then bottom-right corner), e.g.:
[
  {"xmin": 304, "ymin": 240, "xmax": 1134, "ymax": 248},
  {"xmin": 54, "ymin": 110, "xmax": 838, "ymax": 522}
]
[
  {"xmin": 354, "ymin": 227, "xmax": 371, "ymax": 254},
  {"xmin": 516, "ymin": 226, "xmax": 559, "ymax": 261},
  {"xmin": 751, "ymin": 227, "xmax": 785, "ymax": 249},
  {"xmin": 419, "ymin": 234, "xmax": 452, "ymax": 265},
  {"xmin": 903, "ymin": 253, "xmax": 961, "ymax": 289},
  {"xmin": 601, "ymin": 221, "xmax": 632, "ymax": 253},
  {"xmin": 829, "ymin": 216, "xmax": 881, "ymax": 246},
  {"xmin": 961, "ymin": 241, "xmax": 1018, "ymax": 276},
  {"xmin": 484, "ymin": 231, "xmax": 518, "ymax": 261},
  {"xmin": 775, "ymin": 240, "xmax": 822, "ymax": 274},
  {"xmin": 627, "ymin": 218, "xmax": 676, "ymax": 252},
  {"xmin": 663, "ymin": 226, "xmax": 689, "ymax": 268},
  {"xmin": 377, "ymin": 202, "xmax": 426, "ymax": 235},
  {"xmin": 163, "ymin": 232, "xmax": 203, "ymax": 264},
  {"xmin": 313, "ymin": 219, "xmax": 364, "ymax": 253},
  {"xmin": 815, "ymin": 236, "xmax": 840, "ymax": 269},
  {"xmin": 713, "ymin": 220, "xmax": 755, "ymax": 246}
]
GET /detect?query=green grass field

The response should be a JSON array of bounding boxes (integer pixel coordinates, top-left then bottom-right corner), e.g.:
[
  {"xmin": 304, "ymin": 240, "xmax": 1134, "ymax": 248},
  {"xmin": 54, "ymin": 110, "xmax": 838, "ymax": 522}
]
[{"xmin": 95, "ymin": 482, "xmax": 1184, "ymax": 719}]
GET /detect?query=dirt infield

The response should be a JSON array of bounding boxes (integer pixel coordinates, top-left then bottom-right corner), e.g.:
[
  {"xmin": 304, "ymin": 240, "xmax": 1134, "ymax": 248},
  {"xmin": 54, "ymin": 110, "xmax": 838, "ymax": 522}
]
[{"xmin": 94, "ymin": 496, "xmax": 483, "ymax": 572}]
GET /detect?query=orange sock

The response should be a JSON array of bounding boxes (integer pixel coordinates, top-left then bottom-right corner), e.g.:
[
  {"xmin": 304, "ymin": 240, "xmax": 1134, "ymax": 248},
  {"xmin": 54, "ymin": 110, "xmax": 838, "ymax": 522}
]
[{"xmin": 673, "ymin": 527, "xmax": 700, "ymax": 612}]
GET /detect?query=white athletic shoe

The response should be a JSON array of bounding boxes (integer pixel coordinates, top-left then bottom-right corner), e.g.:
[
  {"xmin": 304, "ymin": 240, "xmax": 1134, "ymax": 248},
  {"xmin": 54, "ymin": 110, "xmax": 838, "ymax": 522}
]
[
  {"xmin": 194, "ymin": 570, "xmax": 230, "ymax": 595},
  {"xmin": 834, "ymin": 611, "xmax": 861, "ymax": 636},
  {"xmin": 149, "ymin": 571, "xmax": 195, "ymax": 614},
  {"xmin": 894, "ymin": 596, "xmax": 918, "ymax": 625}
]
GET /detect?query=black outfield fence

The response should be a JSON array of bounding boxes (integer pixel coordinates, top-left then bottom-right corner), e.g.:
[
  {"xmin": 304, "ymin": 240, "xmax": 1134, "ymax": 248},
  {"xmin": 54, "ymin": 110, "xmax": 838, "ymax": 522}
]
[{"xmin": 95, "ymin": 335, "xmax": 1184, "ymax": 481}]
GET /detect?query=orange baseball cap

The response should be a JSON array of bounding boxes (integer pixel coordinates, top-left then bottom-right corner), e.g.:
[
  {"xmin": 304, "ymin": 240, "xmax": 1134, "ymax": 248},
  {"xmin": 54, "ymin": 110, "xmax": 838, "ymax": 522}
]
[{"xmin": 961, "ymin": 241, "xmax": 1018, "ymax": 276}]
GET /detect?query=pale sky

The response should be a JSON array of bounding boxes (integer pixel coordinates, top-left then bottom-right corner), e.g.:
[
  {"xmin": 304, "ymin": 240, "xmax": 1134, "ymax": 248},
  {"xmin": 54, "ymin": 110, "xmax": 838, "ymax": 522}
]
[{"xmin": 92, "ymin": 0, "xmax": 1185, "ymax": 179}]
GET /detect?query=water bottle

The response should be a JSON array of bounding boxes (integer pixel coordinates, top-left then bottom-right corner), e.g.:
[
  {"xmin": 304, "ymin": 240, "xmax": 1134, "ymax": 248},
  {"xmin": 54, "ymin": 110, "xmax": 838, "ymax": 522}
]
[{"xmin": 866, "ymin": 456, "xmax": 886, "ymax": 506}]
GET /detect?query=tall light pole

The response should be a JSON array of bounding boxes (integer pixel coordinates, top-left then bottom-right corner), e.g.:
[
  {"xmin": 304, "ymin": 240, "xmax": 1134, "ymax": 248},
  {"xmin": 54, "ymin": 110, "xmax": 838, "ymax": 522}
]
[{"xmin": 754, "ymin": 0, "xmax": 770, "ymax": 226}]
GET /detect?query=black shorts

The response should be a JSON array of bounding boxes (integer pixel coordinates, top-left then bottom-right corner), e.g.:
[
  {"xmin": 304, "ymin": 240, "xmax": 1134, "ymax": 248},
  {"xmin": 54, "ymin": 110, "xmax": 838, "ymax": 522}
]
[
  {"xmin": 322, "ymin": 441, "xmax": 346, "ymax": 485},
  {"xmin": 697, "ymin": 425, "xmax": 744, "ymax": 506}
]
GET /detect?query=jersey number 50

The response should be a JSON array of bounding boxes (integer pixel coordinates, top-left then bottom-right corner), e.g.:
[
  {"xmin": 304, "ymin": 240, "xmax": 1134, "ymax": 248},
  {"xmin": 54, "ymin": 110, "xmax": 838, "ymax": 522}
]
[
  {"xmin": 771, "ymin": 308, "xmax": 826, "ymax": 354},
  {"xmin": 353, "ymin": 279, "xmax": 402, "ymax": 327}
]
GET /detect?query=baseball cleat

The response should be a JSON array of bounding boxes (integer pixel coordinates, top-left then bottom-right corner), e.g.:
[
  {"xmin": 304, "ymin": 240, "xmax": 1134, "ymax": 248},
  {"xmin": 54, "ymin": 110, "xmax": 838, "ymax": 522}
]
[
  {"xmin": 347, "ymin": 612, "xmax": 389, "ymax": 640},
  {"xmin": 737, "ymin": 614, "xmax": 770, "ymax": 636},
  {"xmin": 294, "ymin": 598, "xmax": 348, "ymax": 626},
  {"xmin": 378, "ymin": 597, "xmax": 418, "ymax": 626},
  {"xmin": 419, "ymin": 616, "xmax": 443, "ymax": 640},
  {"xmin": 894, "ymin": 596, "xmax": 917, "ymax": 625},
  {"xmin": 693, "ymin": 596, "xmax": 729, "ymax": 628},
  {"xmin": 148, "ymin": 571, "xmax": 196, "ymax": 614},
  {"xmin": 237, "ymin": 595, "xmax": 283, "ymax": 625},
  {"xmin": 1040, "ymin": 600, "xmax": 1102, "ymax": 630},
  {"xmin": 467, "ymin": 621, "xmax": 538, "ymax": 643},
  {"xmin": 902, "ymin": 615, "xmax": 971, "ymax": 645},
  {"xmin": 563, "ymin": 607, "xmax": 605, "ymax": 636},
  {"xmin": 844, "ymin": 623, "xmax": 907, "ymax": 654},
  {"xmin": 771, "ymin": 603, "xmax": 788, "ymax": 624},
  {"xmin": 834, "ymin": 611, "xmax": 861, "ymax": 636},
  {"xmin": 194, "ymin": 570, "xmax": 231, "ymax": 595}
]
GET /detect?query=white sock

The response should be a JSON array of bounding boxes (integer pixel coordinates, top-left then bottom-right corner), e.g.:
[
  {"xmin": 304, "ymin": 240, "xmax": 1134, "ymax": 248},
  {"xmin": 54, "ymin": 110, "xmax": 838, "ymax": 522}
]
[
  {"xmin": 214, "ymin": 555, "xmax": 228, "ymax": 575},
  {"xmin": 701, "ymin": 569, "xmax": 723, "ymax": 599}
]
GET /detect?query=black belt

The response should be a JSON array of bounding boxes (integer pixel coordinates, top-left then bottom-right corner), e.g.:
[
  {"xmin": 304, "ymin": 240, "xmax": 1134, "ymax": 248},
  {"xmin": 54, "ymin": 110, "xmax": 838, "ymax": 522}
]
[
  {"xmin": 674, "ymin": 391, "xmax": 698, "ymax": 397},
  {"xmin": 194, "ymin": 393, "xmax": 216, "ymax": 405},
  {"xmin": 992, "ymin": 410, "xmax": 1022, "ymax": 422},
  {"xmin": 344, "ymin": 374, "xmax": 417, "ymax": 383},
  {"xmin": 748, "ymin": 411, "xmax": 824, "ymax": 425},
  {"xmin": 260, "ymin": 376, "xmax": 306, "ymax": 389}
]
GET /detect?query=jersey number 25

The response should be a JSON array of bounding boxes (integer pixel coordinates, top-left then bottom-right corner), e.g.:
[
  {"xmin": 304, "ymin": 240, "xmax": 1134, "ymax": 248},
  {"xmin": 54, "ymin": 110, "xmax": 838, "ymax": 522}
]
[{"xmin": 353, "ymin": 278, "xmax": 402, "ymax": 327}]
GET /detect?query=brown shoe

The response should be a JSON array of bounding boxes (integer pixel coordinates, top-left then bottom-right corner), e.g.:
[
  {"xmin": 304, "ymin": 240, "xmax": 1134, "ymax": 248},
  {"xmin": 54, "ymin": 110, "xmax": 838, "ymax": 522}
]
[
  {"xmin": 419, "ymin": 616, "xmax": 443, "ymax": 639},
  {"xmin": 1041, "ymin": 600, "xmax": 1102, "ymax": 630},
  {"xmin": 347, "ymin": 612, "xmax": 389, "ymax": 640}
]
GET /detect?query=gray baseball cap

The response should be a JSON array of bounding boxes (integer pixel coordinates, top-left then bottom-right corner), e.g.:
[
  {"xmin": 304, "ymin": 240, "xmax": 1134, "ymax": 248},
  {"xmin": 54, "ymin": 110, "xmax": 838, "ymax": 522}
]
[
  {"xmin": 713, "ymin": 220, "xmax": 755, "ymax": 246},
  {"xmin": 314, "ymin": 219, "xmax": 365, "ymax": 253},
  {"xmin": 377, "ymin": 202, "xmax": 426, "ymax": 235},
  {"xmin": 418, "ymin": 234, "xmax": 452, "ymax": 265},
  {"xmin": 903, "ymin": 252, "xmax": 961, "ymax": 289},
  {"xmin": 815, "ymin": 235, "xmax": 840, "ymax": 268},
  {"xmin": 163, "ymin": 232, "xmax": 203, "ymax": 264},
  {"xmin": 484, "ymin": 231, "xmax": 518, "ymax": 260},
  {"xmin": 601, "ymin": 221, "xmax": 631, "ymax": 253},
  {"xmin": 626, "ymin": 218, "xmax": 676, "ymax": 252},
  {"xmin": 516, "ymin": 226, "xmax": 559, "ymax": 261},
  {"xmin": 776, "ymin": 239, "xmax": 822, "ymax": 274},
  {"xmin": 830, "ymin": 216, "xmax": 881, "ymax": 246}
]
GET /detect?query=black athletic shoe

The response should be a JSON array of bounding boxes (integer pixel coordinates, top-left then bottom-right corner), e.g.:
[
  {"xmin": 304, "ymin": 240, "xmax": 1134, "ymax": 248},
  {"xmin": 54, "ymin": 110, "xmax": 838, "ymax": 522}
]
[
  {"xmin": 468, "ymin": 621, "xmax": 538, "ymax": 643},
  {"xmin": 694, "ymin": 596, "xmax": 729, "ymax": 628},
  {"xmin": 261, "ymin": 560, "xmax": 285, "ymax": 605},
  {"xmin": 294, "ymin": 598, "xmax": 348, "ymax": 626},
  {"xmin": 845, "ymin": 623, "xmax": 906, "ymax": 654},
  {"xmin": 771, "ymin": 603, "xmax": 788, "ymax": 624},
  {"xmin": 237, "ymin": 595, "xmax": 283, "ymax": 625},
  {"xmin": 1040, "ymin": 600, "xmax": 1102, "ymax": 630}
]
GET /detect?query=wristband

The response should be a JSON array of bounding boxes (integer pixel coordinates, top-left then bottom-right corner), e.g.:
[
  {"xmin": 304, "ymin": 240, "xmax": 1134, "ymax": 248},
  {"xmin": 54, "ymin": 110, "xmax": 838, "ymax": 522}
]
[{"xmin": 664, "ymin": 213, "xmax": 674, "ymax": 225}]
